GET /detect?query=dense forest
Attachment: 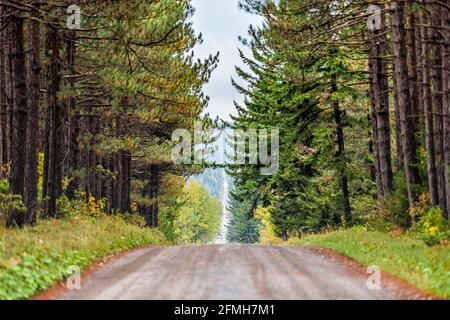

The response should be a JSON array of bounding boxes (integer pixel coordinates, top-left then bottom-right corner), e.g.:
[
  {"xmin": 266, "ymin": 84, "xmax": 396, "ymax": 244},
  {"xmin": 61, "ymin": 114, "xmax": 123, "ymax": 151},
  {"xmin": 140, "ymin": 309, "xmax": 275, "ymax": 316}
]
[
  {"xmin": 0, "ymin": 0, "xmax": 222, "ymax": 239},
  {"xmin": 228, "ymin": 0, "xmax": 449, "ymax": 243},
  {"xmin": 0, "ymin": 0, "xmax": 449, "ymax": 245}
]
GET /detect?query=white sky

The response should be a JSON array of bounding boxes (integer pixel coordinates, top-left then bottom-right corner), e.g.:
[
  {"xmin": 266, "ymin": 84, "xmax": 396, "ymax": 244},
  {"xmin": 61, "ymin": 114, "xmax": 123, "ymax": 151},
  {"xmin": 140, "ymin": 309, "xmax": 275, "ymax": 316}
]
[{"xmin": 191, "ymin": 0, "xmax": 262, "ymax": 122}]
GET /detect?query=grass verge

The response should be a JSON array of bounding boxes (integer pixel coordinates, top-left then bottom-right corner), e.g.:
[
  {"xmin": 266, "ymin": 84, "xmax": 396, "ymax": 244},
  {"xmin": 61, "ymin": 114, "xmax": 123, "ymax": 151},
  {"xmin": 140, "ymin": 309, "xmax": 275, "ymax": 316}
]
[
  {"xmin": 0, "ymin": 215, "xmax": 167, "ymax": 300},
  {"xmin": 287, "ymin": 229, "xmax": 449, "ymax": 299}
]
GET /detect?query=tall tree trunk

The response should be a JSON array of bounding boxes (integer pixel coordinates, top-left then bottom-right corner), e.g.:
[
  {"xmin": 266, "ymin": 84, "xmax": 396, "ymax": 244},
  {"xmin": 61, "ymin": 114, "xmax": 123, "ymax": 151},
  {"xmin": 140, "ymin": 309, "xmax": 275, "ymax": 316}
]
[
  {"xmin": 442, "ymin": 7, "xmax": 450, "ymax": 219},
  {"xmin": 24, "ymin": 4, "xmax": 41, "ymax": 225},
  {"xmin": 0, "ymin": 5, "xmax": 6, "ymax": 174},
  {"xmin": 123, "ymin": 152, "xmax": 131, "ymax": 212},
  {"xmin": 369, "ymin": 11, "xmax": 393, "ymax": 198},
  {"xmin": 7, "ymin": 14, "xmax": 28, "ymax": 227},
  {"xmin": 430, "ymin": 4, "xmax": 447, "ymax": 216},
  {"xmin": 392, "ymin": 73, "xmax": 404, "ymax": 170},
  {"xmin": 65, "ymin": 31, "xmax": 79, "ymax": 199},
  {"xmin": 331, "ymin": 73, "xmax": 351, "ymax": 223},
  {"xmin": 390, "ymin": 1, "xmax": 420, "ymax": 211},
  {"xmin": 149, "ymin": 164, "xmax": 159, "ymax": 228},
  {"xmin": 4, "ymin": 9, "xmax": 13, "ymax": 171},
  {"xmin": 142, "ymin": 173, "xmax": 152, "ymax": 226},
  {"xmin": 106, "ymin": 156, "xmax": 115, "ymax": 213},
  {"xmin": 42, "ymin": 103, "xmax": 50, "ymax": 204},
  {"xmin": 114, "ymin": 151, "xmax": 123, "ymax": 211},
  {"xmin": 43, "ymin": 24, "xmax": 63, "ymax": 218},
  {"xmin": 406, "ymin": 1, "xmax": 421, "ymax": 141},
  {"xmin": 415, "ymin": 11, "xmax": 425, "ymax": 147},
  {"xmin": 369, "ymin": 84, "xmax": 383, "ymax": 197},
  {"xmin": 420, "ymin": 1, "xmax": 439, "ymax": 206},
  {"xmin": 87, "ymin": 113, "xmax": 97, "ymax": 198},
  {"xmin": 113, "ymin": 150, "xmax": 131, "ymax": 213}
]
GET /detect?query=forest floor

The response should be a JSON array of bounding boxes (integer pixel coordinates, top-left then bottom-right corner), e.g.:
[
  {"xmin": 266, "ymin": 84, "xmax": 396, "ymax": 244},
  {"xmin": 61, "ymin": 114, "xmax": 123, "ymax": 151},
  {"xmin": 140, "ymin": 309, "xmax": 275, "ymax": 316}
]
[
  {"xmin": 287, "ymin": 229, "xmax": 449, "ymax": 299},
  {"xmin": 0, "ymin": 215, "xmax": 167, "ymax": 300},
  {"xmin": 56, "ymin": 244, "xmax": 432, "ymax": 300}
]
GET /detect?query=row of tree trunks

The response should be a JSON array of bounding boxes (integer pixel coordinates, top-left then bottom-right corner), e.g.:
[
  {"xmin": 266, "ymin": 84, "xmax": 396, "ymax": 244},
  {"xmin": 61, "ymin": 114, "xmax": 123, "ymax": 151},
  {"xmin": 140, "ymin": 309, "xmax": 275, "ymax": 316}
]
[
  {"xmin": 0, "ymin": 4, "xmax": 166, "ymax": 228},
  {"xmin": 390, "ymin": 1, "xmax": 420, "ymax": 212}
]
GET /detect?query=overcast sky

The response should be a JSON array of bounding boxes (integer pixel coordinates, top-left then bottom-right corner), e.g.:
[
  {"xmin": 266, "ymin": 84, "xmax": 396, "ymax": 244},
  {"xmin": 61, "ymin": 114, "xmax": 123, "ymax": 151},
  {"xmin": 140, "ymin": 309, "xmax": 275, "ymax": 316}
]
[{"xmin": 191, "ymin": 0, "xmax": 262, "ymax": 122}]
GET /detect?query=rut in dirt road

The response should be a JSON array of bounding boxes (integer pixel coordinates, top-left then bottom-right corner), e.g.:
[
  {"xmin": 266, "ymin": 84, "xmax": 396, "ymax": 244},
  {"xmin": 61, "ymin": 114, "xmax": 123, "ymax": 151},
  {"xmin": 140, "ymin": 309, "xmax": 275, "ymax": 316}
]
[{"xmin": 58, "ymin": 245, "xmax": 427, "ymax": 300}]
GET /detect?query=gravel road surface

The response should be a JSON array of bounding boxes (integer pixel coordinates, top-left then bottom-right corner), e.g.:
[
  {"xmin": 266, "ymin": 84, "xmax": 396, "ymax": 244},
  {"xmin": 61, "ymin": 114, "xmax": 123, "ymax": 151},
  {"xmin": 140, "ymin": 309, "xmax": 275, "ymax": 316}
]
[{"xmin": 58, "ymin": 244, "xmax": 425, "ymax": 300}]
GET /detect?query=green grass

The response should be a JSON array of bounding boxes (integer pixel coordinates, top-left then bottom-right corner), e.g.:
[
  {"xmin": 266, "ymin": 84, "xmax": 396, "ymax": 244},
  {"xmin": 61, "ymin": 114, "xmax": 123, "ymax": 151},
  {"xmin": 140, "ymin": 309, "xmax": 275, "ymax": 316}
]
[
  {"xmin": 0, "ymin": 215, "xmax": 168, "ymax": 300},
  {"xmin": 288, "ymin": 229, "xmax": 450, "ymax": 299}
]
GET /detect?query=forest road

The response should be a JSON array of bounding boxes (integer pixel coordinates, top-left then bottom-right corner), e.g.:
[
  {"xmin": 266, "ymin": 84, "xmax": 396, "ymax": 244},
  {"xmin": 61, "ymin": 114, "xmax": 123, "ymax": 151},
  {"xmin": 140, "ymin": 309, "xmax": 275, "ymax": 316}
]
[{"xmin": 58, "ymin": 244, "xmax": 427, "ymax": 300}]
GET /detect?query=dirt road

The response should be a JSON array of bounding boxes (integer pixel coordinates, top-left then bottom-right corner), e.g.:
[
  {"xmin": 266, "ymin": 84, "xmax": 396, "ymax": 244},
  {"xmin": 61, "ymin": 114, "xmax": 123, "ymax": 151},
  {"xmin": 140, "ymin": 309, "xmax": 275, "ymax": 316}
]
[{"xmin": 58, "ymin": 244, "xmax": 427, "ymax": 300}]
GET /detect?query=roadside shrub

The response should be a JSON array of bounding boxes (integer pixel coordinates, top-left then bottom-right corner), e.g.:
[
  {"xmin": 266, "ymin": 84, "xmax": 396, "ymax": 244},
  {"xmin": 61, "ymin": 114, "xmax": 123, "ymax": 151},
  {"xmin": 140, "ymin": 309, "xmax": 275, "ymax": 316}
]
[
  {"xmin": 56, "ymin": 194, "xmax": 105, "ymax": 218},
  {"xmin": 380, "ymin": 171, "xmax": 411, "ymax": 228},
  {"xmin": 119, "ymin": 212, "xmax": 147, "ymax": 228},
  {"xmin": 411, "ymin": 205, "xmax": 449, "ymax": 246},
  {"xmin": 0, "ymin": 179, "xmax": 26, "ymax": 220}
]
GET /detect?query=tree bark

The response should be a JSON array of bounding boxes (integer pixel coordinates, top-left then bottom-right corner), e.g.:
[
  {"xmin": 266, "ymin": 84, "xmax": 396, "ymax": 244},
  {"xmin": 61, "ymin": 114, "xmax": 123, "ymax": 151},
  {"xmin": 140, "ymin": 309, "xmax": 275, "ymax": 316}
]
[
  {"xmin": 149, "ymin": 164, "xmax": 159, "ymax": 227},
  {"xmin": 368, "ymin": 10, "xmax": 393, "ymax": 198},
  {"xmin": 415, "ymin": 10, "xmax": 425, "ymax": 147},
  {"xmin": 24, "ymin": 4, "xmax": 41, "ymax": 225},
  {"xmin": 406, "ymin": 1, "xmax": 421, "ymax": 141},
  {"xmin": 114, "ymin": 151, "xmax": 123, "ymax": 211},
  {"xmin": 113, "ymin": 150, "xmax": 131, "ymax": 213},
  {"xmin": 442, "ymin": 7, "xmax": 450, "ymax": 219},
  {"xmin": 43, "ymin": 24, "xmax": 63, "ymax": 218},
  {"xmin": 369, "ymin": 79, "xmax": 383, "ymax": 197},
  {"xmin": 142, "ymin": 172, "xmax": 152, "ymax": 226},
  {"xmin": 390, "ymin": 1, "xmax": 420, "ymax": 211},
  {"xmin": 420, "ymin": 1, "xmax": 439, "ymax": 206},
  {"xmin": 0, "ymin": 5, "xmax": 5, "ymax": 172},
  {"xmin": 331, "ymin": 73, "xmax": 351, "ymax": 223},
  {"xmin": 7, "ymin": 13, "xmax": 28, "ymax": 227},
  {"xmin": 430, "ymin": 3, "xmax": 447, "ymax": 215},
  {"xmin": 65, "ymin": 31, "xmax": 79, "ymax": 200},
  {"xmin": 4, "ymin": 8, "xmax": 13, "ymax": 171}
]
